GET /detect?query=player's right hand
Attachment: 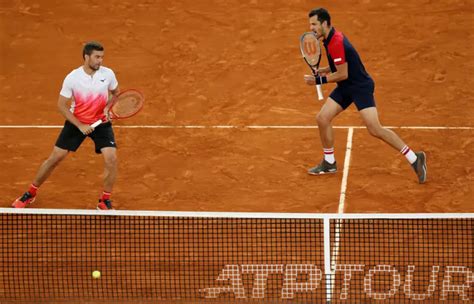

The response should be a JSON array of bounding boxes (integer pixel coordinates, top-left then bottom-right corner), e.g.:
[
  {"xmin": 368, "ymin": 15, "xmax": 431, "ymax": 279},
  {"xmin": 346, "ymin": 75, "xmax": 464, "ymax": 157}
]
[
  {"xmin": 78, "ymin": 123, "xmax": 94, "ymax": 135},
  {"xmin": 304, "ymin": 74, "xmax": 316, "ymax": 85}
]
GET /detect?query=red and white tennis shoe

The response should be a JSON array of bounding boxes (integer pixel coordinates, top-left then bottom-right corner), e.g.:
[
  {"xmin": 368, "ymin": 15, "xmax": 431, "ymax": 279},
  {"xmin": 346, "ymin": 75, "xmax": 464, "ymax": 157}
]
[
  {"xmin": 12, "ymin": 192, "xmax": 36, "ymax": 208},
  {"xmin": 97, "ymin": 199, "xmax": 114, "ymax": 210}
]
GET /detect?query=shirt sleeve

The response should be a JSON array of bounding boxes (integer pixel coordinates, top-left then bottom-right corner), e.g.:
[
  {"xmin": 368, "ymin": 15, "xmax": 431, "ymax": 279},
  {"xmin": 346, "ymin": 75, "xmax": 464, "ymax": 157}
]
[
  {"xmin": 108, "ymin": 70, "xmax": 118, "ymax": 91},
  {"xmin": 59, "ymin": 74, "xmax": 74, "ymax": 98},
  {"xmin": 328, "ymin": 35, "xmax": 346, "ymax": 65}
]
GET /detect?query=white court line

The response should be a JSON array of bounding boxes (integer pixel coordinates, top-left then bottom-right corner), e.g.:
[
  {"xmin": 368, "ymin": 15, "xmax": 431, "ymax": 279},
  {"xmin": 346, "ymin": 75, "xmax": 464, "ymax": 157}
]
[
  {"xmin": 338, "ymin": 127, "xmax": 354, "ymax": 214},
  {"xmin": 326, "ymin": 127, "xmax": 354, "ymax": 301},
  {"xmin": 0, "ymin": 125, "xmax": 473, "ymax": 129}
]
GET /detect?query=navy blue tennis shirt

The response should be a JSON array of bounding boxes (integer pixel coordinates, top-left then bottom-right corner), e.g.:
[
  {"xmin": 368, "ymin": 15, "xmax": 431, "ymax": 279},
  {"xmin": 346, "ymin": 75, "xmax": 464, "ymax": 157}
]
[{"xmin": 323, "ymin": 27, "xmax": 374, "ymax": 91}]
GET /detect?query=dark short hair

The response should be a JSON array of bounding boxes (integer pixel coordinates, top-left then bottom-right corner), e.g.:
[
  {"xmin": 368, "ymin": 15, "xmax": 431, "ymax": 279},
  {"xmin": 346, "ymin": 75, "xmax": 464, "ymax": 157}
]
[
  {"xmin": 82, "ymin": 41, "xmax": 104, "ymax": 59},
  {"xmin": 308, "ymin": 8, "xmax": 331, "ymax": 26}
]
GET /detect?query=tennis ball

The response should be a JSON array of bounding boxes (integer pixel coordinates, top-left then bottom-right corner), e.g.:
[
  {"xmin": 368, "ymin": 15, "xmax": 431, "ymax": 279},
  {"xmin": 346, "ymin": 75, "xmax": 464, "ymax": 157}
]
[{"xmin": 92, "ymin": 270, "xmax": 101, "ymax": 279}]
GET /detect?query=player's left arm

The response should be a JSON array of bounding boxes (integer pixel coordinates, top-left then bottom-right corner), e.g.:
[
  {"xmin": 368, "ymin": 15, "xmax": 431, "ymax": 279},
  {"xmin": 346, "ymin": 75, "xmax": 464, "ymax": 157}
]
[
  {"xmin": 108, "ymin": 68, "xmax": 120, "ymax": 103},
  {"xmin": 305, "ymin": 63, "xmax": 347, "ymax": 85},
  {"xmin": 104, "ymin": 69, "xmax": 120, "ymax": 121},
  {"xmin": 103, "ymin": 86, "xmax": 119, "ymax": 122},
  {"xmin": 310, "ymin": 63, "xmax": 347, "ymax": 84},
  {"xmin": 314, "ymin": 35, "xmax": 348, "ymax": 84},
  {"xmin": 107, "ymin": 68, "xmax": 120, "ymax": 105},
  {"xmin": 326, "ymin": 62, "xmax": 348, "ymax": 82},
  {"xmin": 109, "ymin": 86, "xmax": 120, "ymax": 100}
]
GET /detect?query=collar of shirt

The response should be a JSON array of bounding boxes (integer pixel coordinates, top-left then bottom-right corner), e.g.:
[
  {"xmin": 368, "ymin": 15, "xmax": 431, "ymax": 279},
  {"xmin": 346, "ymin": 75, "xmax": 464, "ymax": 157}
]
[
  {"xmin": 323, "ymin": 27, "xmax": 336, "ymax": 47},
  {"xmin": 80, "ymin": 66, "xmax": 102, "ymax": 79}
]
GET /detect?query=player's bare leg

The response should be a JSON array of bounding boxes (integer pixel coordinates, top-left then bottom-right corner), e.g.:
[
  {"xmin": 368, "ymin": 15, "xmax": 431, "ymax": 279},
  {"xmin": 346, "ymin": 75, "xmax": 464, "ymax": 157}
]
[
  {"xmin": 308, "ymin": 98, "xmax": 344, "ymax": 175},
  {"xmin": 101, "ymin": 147, "xmax": 117, "ymax": 192},
  {"xmin": 358, "ymin": 107, "xmax": 405, "ymax": 150},
  {"xmin": 359, "ymin": 106, "xmax": 426, "ymax": 183},
  {"xmin": 316, "ymin": 98, "xmax": 344, "ymax": 149},
  {"xmin": 32, "ymin": 147, "xmax": 69, "ymax": 186},
  {"xmin": 12, "ymin": 147, "xmax": 69, "ymax": 208},
  {"xmin": 97, "ymin": 147, "xmax": 117, "ymax": 210}
]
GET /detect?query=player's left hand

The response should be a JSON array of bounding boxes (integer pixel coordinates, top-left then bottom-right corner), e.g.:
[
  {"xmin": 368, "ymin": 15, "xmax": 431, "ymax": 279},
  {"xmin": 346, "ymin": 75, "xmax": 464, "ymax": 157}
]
[
  {"xmin": 103, "ymin": 108, "xmax": 111, "ymax": 122},
  {"xmin": 304, "ymin": 74, "xmax": 316, "ymax": 85}
]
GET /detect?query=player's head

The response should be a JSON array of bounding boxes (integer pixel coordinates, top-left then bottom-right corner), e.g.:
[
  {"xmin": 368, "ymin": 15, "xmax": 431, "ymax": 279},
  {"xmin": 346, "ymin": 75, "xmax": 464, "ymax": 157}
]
[
  {"xmin": 83, "ymin": 41, "xmax": 104, "ymax": 71},
  {"xmin": 308, "ymin": 8, "xmax": 331, "ymax": 39}
]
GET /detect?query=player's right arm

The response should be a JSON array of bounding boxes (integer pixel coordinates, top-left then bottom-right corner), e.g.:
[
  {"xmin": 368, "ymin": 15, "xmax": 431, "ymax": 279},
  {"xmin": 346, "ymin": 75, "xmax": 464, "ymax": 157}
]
[
  {"xmin": 57, "ymin": 95, "xmax": 94, "ymax": 135},
  {"xmin": 317, "ymin": 66, "xmax": 331, "ymax": 75},
  {"xmin": 304, "ymin": 66, "xmax": 331, "ymax": 85}
]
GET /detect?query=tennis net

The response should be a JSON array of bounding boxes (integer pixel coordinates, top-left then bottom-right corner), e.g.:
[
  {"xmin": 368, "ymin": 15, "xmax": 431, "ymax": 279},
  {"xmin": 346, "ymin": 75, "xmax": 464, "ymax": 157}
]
[{"xmin": 0, "ymin": 209, "xmax": 472, "ymax": 303}]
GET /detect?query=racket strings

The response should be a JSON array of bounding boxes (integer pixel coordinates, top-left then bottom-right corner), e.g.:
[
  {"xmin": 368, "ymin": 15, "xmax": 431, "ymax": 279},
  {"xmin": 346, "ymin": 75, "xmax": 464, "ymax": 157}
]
[
  {"xmin": 110, "ymin": 92, "xmax": 143, "ymax": 118},
  {"xmin": 303, "ymin": 41, "xmax": 321, "ymax": 59},
  {"xmin": 300, "ymin": 33, "xmax": 322, "ymax": 67}
]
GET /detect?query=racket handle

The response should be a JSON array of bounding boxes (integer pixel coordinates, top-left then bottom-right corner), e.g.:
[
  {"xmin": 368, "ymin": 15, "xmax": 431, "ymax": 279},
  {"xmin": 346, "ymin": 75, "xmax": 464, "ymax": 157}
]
[
  {"xmin": 91, "ymin": 119, "xmax": 102, "ymax": 128},
  {"xmin": 316, "ymin": 84, "xmax": 324, "ymax": 101}
]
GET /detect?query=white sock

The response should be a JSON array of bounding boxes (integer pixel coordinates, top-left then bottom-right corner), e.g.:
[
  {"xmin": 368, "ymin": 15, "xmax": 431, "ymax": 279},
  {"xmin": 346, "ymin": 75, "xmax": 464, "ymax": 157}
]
[
  {"xmin": 401, "ymin": 145, "xmax": 417, "ymax": 164},
  {"xmin": 324, "ymin": 147, "xmax": 335, "ymax": 164}
]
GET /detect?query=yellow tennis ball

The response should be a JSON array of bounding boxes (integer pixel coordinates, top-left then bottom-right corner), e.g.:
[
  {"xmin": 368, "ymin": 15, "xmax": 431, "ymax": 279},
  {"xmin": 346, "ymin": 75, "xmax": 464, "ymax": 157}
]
[{"xmin": 92, "ymin": 270, "xmax": 101, "ymax": 279}]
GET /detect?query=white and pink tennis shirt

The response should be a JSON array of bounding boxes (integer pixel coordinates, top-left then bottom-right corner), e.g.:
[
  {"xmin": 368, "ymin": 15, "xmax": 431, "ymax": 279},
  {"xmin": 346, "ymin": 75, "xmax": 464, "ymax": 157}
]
[{"xmin": 60, "ymin": 66, "xmax": 118, "ymax": 124}]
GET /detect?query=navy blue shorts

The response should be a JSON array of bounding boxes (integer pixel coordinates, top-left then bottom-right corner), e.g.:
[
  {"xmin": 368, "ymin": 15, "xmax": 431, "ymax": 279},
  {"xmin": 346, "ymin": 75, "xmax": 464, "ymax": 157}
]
[
  {"xmin": 329, "ymin": 85, "xmax": 376, "ymax": 111},
  {"xmin": 55, "ymin": 121, "xmax": 117, "ymax": 154}
]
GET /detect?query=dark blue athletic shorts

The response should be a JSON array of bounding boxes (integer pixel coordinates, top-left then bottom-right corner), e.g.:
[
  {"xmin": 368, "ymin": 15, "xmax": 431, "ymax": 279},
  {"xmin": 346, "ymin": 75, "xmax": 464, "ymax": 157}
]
[
  {"xmin": 329, "ymin": 85, "xmax": 376, "ymax": 111},
  {"xmin": 55, "ymin": 120, "xmax": 117, "ymax": 154}
]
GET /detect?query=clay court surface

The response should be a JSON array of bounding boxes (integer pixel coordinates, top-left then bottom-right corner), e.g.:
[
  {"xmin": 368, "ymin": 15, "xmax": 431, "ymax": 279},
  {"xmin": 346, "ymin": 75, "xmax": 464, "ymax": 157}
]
[{"xmin": 0, "ymin": 0, "xmax": 473, "ymax": 303}]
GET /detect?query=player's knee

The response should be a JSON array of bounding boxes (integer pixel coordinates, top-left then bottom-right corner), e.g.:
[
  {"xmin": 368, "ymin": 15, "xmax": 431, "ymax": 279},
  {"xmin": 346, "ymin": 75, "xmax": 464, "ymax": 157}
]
[
  {"xmin": 104, "ymin": 154, "xmax": 117, "ymax": 168},
  {"xmin": 367, "ymin": 125, "xmax": 383, "ymax": 138},
  {"xmin": 48, "ymin": 151, "xmax": 68, "ymax": 165},
  {"xmin": 316, "ymin": 113, "xmax": 331, "ymax": 127}
]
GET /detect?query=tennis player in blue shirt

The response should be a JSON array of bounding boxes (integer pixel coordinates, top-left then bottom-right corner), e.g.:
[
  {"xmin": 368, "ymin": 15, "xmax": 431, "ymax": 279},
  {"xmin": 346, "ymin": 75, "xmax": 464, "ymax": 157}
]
[{"xmin": 304, "ymin": 8, "xmax": 427, "ymax": 184}]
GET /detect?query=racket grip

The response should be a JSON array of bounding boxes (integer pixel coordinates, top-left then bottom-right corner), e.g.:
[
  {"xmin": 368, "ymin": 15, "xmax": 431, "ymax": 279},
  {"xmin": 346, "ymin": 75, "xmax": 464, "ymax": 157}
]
[
  {"xmin": 91, "ymin": 119, "xmax": 102, "ymax": 128},
  {"xmin": 316, "ymin": 84, "xmax": 324, "ymax": 100}
]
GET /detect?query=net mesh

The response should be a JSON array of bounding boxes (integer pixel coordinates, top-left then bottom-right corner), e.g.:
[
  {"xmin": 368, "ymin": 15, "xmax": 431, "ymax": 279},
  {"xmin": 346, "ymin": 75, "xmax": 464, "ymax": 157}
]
[
  {"xmin": 0, "ymin": 211, "xmax": 472, "ymax": 303},
  {"xmin": 111, "ymin": 90, "xmax": 143, "ymax": 119}
]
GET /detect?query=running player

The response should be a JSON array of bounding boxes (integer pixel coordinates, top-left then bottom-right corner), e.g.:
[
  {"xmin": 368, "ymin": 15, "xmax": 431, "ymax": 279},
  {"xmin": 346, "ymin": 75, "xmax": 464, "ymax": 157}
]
[
  {"xmin": 12, "ymin": 41, "xmax": 120, "ymax": 209},
  {"xmin": 304, "ymin": 8, "xmax": 427, "ymax": 183}
]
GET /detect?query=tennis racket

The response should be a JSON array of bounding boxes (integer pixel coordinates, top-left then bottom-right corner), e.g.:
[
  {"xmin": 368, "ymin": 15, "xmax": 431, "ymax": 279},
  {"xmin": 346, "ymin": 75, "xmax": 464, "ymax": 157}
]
[
  {"xmin": 91, "ymin": 89, "xmax": 144, "ymax": 128},
  {"xmin": 300, "ymin": 32, "xmax": 323, "ymax": 100}
]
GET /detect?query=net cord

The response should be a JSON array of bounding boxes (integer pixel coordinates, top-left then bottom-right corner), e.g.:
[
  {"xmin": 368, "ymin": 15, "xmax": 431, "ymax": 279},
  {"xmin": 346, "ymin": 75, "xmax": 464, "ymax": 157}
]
[{"xmin": 0, "ymin": 208, "xmax": 472, "ymax": 219}]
